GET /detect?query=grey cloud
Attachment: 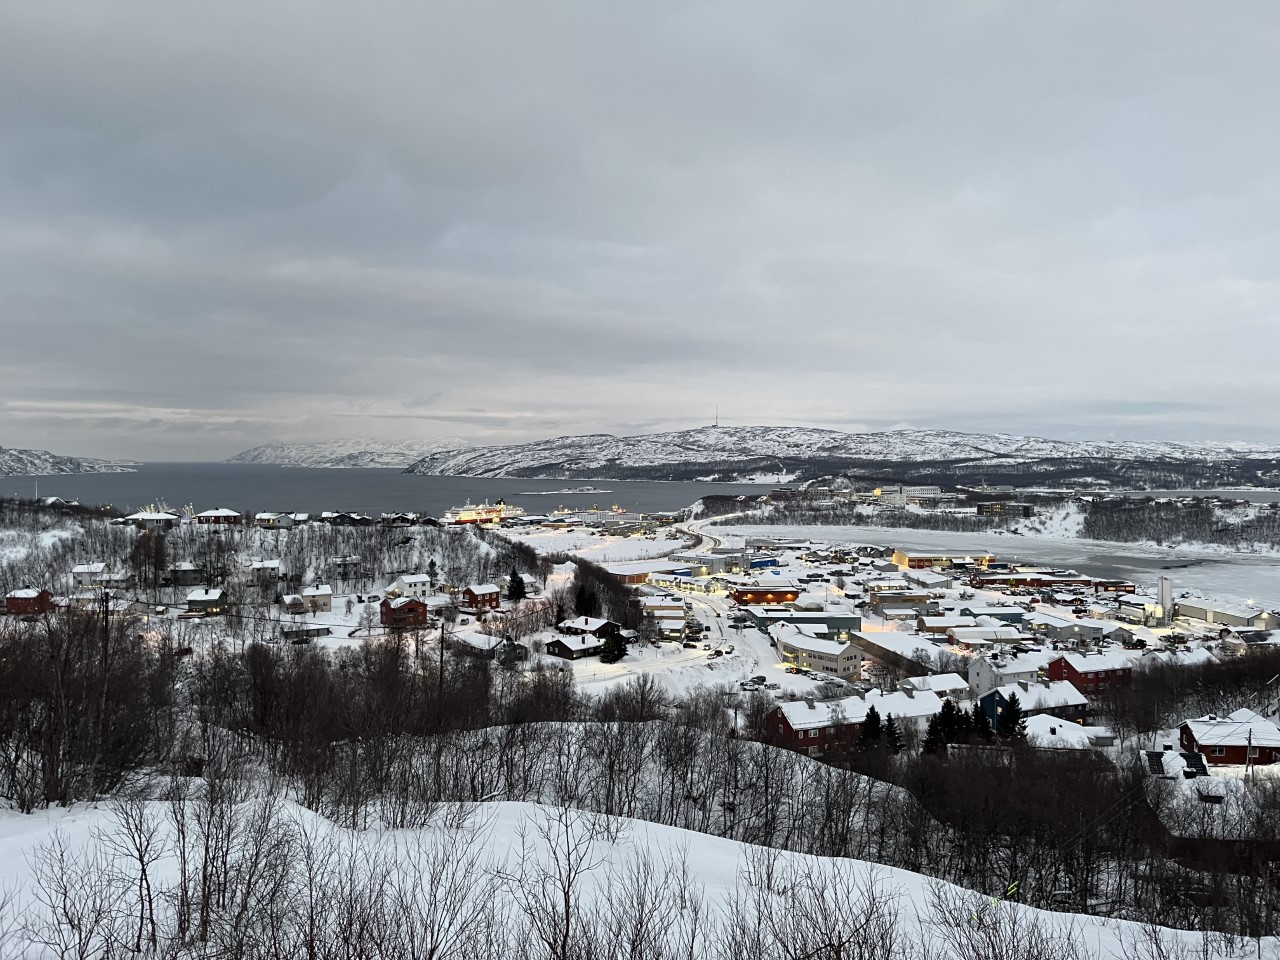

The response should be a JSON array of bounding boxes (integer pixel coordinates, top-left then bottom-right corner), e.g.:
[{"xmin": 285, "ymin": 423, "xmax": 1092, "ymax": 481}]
[{"xmin": 2, "ymin": 2, "xmax": 1280, "ymax": 459}]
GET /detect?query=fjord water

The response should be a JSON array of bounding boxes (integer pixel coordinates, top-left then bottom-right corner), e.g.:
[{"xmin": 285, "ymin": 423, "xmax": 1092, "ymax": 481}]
[{"xmin": 5, "ymin": 463, "xmax": 767, "ymax": 515}]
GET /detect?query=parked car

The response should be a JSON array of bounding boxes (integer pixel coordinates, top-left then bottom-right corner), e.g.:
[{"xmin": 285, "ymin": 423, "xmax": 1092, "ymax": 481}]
[
  {"xmin": 750, "ymin": 675, "xmax": 767, "ymax": 684},
  {"xmin": 707, "ymin": 650, "xmax": 722, "ymax": 659},
  {"xmin": 682, "ymin": 641, "xmax": 697, "ymax": 649},
  {"xmin": 764, "ymin": 682, "xmax": 780, "ymax": 690},
  {"xmin": 702, "ymin": 643, "xmax": 712, "ymax": 650}
]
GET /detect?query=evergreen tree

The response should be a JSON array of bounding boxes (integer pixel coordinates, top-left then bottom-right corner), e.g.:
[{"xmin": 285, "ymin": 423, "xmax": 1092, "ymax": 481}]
[
  {"xmin": 922, "ymin": 714, "xmax": 945, "ymax": 755},
  {"xmin": 884, "ymin": 714, "xmax": 903, "ymax": 754},
  {"xmin": 574, "ymin": 582, "xmax": 601, "ymax": 618},
  {"xmin": 937, "ymin": 698, "xmax": 968, "ymax": 744},
  {"xmin": 859, "ymin": 705, "xmax": 883, "ymax": 751},
  {"xmin": 599, "ymin": 631, "xmax": 627, "ymax": 664},
  {"xmin": 998, "ymin": 692, "xmax": 1028, "ymax": 739},
  {"xmin": 427, "ymin": 559, "xmax": 439, "ymax": 591},
  {"xmin": 507, "ymin": 564, "xmax": 527, "ymax": 602},
  {"xmin": 970, "ymin": 701, "xmax": 993, "ymax": 741}
]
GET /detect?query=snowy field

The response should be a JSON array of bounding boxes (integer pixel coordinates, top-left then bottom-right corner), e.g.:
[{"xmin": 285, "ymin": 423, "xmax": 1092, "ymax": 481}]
[
  {"xmin": 501, "ymin": 527, "xmax": 689, "ymax": 563},
  {"xmin": 717, "ymin": 523, "xmax": 1280, "ymax": 608},
  {"xmin": 0, "ymin": 798, "xmax": 1257, "ymax": 960}
]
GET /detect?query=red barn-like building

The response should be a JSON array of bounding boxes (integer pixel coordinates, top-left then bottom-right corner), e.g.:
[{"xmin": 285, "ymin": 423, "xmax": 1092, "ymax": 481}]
[
  {"xmin": 5, "ymin": 588, "xmax": 54, "ymax": 616},
  {"xmin": 1180, "ymin": 709, "xmax": 1280, "ymax": 766},
  {"xmin": 463, "ymin": 584, "xmax": 501, "ymax": 610}
]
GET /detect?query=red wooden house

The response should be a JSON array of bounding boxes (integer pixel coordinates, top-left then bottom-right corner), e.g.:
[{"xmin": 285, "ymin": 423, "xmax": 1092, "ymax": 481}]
[
  {"xmin": 380, "ymin": 596, "xmax": 431, "ymax": 629},
  {"xmin": 5, "ymin": 588, "xmax": 54, "ymax": 616},
  {"xmin": 1046, "ymin": 650, "xmax": 1132, "ymax": 695},
  {"xmin": 463, "ymin": 584, "xmax": 501, "ymax": 611},
  {"xmin": 1180, "ymin": 709, "xmax": 1280, "ymax": 766}
]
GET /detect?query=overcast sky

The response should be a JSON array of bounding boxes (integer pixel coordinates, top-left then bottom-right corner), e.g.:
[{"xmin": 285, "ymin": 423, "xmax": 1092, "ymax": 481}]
[{"xmin": 2, "ymin": 3, "xmax": 1279, "ymax": 461}]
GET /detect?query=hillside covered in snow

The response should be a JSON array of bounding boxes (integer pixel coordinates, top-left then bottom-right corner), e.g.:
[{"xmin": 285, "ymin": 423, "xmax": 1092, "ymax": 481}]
[
  {"xmin": 0, "ymin": 444, "xmax": 135, "ymax": 477},
  {"xmin": 402, "ymin": 425, "xmax": 1280, "ymax": 487},
  {"xmin": 227, "ymin": 437, "xmax": 469, "ymax": 468}
]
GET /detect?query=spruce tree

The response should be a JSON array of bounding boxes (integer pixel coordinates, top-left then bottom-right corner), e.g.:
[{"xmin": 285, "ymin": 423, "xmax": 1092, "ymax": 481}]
[
  {"xmin": 507, "ymin": 564, "xmax": 527, "ymax": 601},
  {"xmin": 970, "ymin": 701, "xmax": 993, "ymax": 741},
  {"xmin": 998, "ymin": 692, "xmax": 1028, "ymax": 739},
  {"xmin": 922, "ymin": 714, "xmax": 945, "ymax": 755},
  {"xmin": 859, "ymin": 705, "xmax": 883, "ymax": 751},
  {"xmin": 599, "ymin": 631, "xmax": 627, "ymax": 664},
  {"xmin": 884, "ymin": 714, "xmax": 903, "ymax": 754}
]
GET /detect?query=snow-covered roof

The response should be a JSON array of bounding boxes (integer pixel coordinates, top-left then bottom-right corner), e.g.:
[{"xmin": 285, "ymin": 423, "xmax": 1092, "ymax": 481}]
[
  {"xmin": 901, "ymin": 673, "xmax": 968, "ymax": 695},
  {"xmin": 72, "ymin": 563, "xmax": 107, "ymax": 574},
  {"xmin": 187, "ymin": 588, "xmax": 225, "ymax": 601},
  {"xmin": 6, "ymin": 588, "xmax": 42, "ymax": 599},
  {"xmin": 171, "ymin": 561, "xmax": 200, "ymax": 571},
  {"xmin": 552, "ymin": 634, "xmax": 605, "ymax": 651},
  {"xmin": 395, "ymin": 573, "xmax": 434, "ymax": 584},
  {"xmin": 559, "ymin": 616, "xmax": 612, "ymax": 632},
  {"xmin": 777, "ymin": 688, "xmax": 944, "ymax": 731},
  {"xmin": 1025, "ymin": 714, "xmax": 1091, "ymax": 749},
  {"xmin": 302, "ymin": 584, "xmax": 333, "ymax": 597},
  {"xmin": 1135, "ymin": 648, "xmax": 1219, "ymax": 670},
  {"xmin": 196, "ymin": 508, "xmax": 241, "ymax": 517},
  {"xmin": 125, "ymin": 511, "xmax": 179, "ymax": 521},
  {"xmin": 769, "ymin": 621, "xmax": 848, "ymax": 656},
  {"xmin": 467, "ymin": 583, "xmax": 500, "ymax": 595},
  {"xmin": 250, "ymin": 559, "xmax": 282, "ymax": 569},
  {"xmin": 1184, "ymin": 709, "xmax": 1280, "ymax": 748},
  {"xmin": 990, "ymin": 681, "xmax": 1087, "ymax": 711},
  {"xmin": 1059, "ymin": 650, "xmax": 1131, "ymax": 673},
  {"xmin": 282, "ymin": 594, "xmax": 303, "ymax": 604},
  {"xmin": 947, "ymin": 626, "xmax": 1023, "ymax": 643}
]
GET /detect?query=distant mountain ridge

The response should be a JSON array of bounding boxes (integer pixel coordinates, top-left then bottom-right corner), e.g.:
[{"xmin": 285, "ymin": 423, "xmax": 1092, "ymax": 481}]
[
  {"xmin": 0, "ymin": 445, "xmax": 136, "ymax": 477},
  {"xmin": 227, "ymin": 438, "xmax": 470, "ymax": 469},
  {"xmin": 400, "ymin": 425, "xmax": 1280, "ymax": 488}
]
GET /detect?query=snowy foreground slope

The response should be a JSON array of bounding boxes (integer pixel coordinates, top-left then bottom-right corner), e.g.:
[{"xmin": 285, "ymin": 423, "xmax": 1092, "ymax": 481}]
[
  {"xmin": 227, "ymin": 436, "xmax": 469, "ymax": 468},
  {"xmin": 0, "ymin": 799, "xmax": 1249, "ymax": 960},
  {"xmin": 402, "ymin": 425, "xmax": 1280, "ymax": 482},
  {"xmin": 0, "ymin": 444, "xmax": 134, "ymax": 477}
]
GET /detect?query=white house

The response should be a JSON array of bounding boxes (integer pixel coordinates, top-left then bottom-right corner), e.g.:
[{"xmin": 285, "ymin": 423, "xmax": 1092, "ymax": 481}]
[
  {"xmin": 385, "ymin": 573, "xmax": 435, "ymax": 599},
  {"xmin": 71, "ymin": 562, "xmax": 108, "ymax": 588},
  {"xmin": 302, "ymin": 583, "xmax": 333, "ymax": 613}
]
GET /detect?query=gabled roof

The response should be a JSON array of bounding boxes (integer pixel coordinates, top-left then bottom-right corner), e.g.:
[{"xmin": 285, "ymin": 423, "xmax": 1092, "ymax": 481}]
[
  {"xmin": 1184, "ymin": 709, "xmax": 1280, "ymax": 749},
  {"xmin": 196, "ymin": 507, "xmax": 241, "ymax": 518},
  {"xmin": 302, "ymin": 584, "xmax": 333, "ymax": 597},
  {"xmin": 467, "ymin": 583, "xmax": 500, "ymax": 595},
  {"xmin": 551, "ymin": 633, "xmax": 605, "ymax": 651},
  {"xmin": 988, "ymin": 681, "xmax": 1087, "ymax": 711},
  {"xmin": 1059, "ymin": 650, "xmax": 1132, "ymax": 673},
  {"xmin": 777, "ymin": 688, "xmax": 945, "ymax": 731},
  {"xmin": 187, "ymin": 588, "xmax": 225, "ymax": 601}
]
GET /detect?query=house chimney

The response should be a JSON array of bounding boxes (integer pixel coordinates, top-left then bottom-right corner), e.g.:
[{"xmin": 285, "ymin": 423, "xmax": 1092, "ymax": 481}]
[
  {"xmin": 904, "ymin": 687, "xmax": 915, "ymax": 699},
  {"xmin": 805, "ymin": 696, "xmax": 815, "ymax": 710},
  {"xmin": 1163, "ymin": 741, "xmax": 1174, "ymax": 752},
  {"xmin": 1039, "ymin": 677, "xmax": 1051, "ymax": 688},
  {"xmin": 1018, "ymin": 680, "xmax": 1030, "ymax": 692},
  {"xmin": 1049, "ymin": 726, "xmax": 1057, "ymax": 736}
]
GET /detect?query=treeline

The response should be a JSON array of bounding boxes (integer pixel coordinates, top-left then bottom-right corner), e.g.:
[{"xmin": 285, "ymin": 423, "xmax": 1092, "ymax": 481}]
[{"xmin": 1081, "ymin": 498, "xmax": 1280, "ymax": 549}]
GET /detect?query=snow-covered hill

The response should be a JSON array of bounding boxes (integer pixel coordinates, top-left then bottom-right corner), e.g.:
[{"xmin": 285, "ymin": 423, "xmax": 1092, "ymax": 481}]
[
  {"xmin": 401, "ymin": 425, "xmax": 1280, "ymax": 482},
  {"xmin": 0, "ymin": 444, "xmax": 135, "ymax": 477},
  {"xmin": 227, "ymin": 437, "xmax": 470, "ymax": 468},
  {"xmin": 0, "ymin": 799, "xmax": 1234, "ymax": 960}
]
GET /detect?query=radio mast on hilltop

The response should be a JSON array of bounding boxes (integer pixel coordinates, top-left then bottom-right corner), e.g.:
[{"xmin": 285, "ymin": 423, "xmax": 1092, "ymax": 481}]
[{"xmin": 715, "ymin": 406, "xmax": 719, "ymax": 428}]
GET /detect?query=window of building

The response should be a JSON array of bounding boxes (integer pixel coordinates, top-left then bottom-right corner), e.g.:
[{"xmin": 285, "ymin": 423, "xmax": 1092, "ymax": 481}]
[
  {"xmin": 1249, "ymin": 747, "xmax": 1260, "ymax": 758},
  {"xmin": 809, "ymin": 730, "xmax": 818, "ymax": 739},
  {"xmin": 1211, "ymin": 747, "xmax": 1226, "ymax": 757}
]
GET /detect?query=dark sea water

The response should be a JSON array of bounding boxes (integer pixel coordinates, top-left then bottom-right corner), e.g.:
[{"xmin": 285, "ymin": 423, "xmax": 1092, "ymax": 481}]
[{"xmin": 4, "ymin": 463, "xmax": 768, "ymax": 516}]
